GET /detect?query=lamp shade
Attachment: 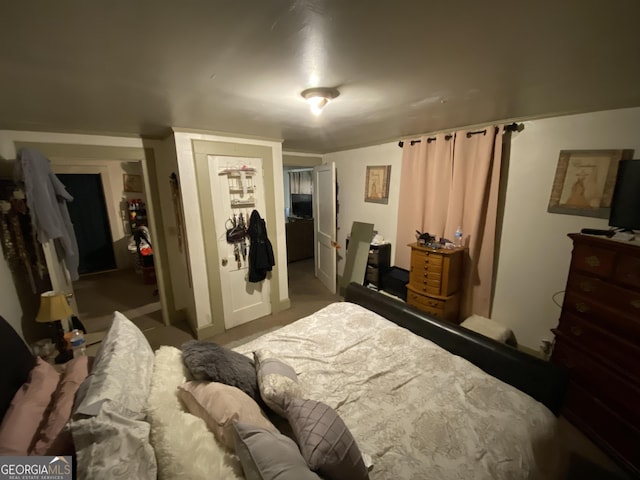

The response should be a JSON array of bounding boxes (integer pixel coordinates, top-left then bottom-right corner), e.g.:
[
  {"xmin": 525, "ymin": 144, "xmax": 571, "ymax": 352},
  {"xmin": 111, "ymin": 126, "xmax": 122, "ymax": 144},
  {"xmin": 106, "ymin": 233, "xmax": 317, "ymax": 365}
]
[{"xmin": 36, "ymin": 291, "xmax": 73, "ymax": 323}]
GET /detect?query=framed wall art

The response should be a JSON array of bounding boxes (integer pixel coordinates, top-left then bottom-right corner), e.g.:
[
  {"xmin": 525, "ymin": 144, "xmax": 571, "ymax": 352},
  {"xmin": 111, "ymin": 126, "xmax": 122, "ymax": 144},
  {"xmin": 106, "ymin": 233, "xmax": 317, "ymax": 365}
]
[
  {"xmin": 123, "ymin": 173, "xmax": 143, "ymax": 193},
  {"xmin": 364, "ymin": 165, "xmax": 391, "ymax": 204},
  {"xmin": 547, "ymin": 149, "xmax": 633, "ymax": 218}
]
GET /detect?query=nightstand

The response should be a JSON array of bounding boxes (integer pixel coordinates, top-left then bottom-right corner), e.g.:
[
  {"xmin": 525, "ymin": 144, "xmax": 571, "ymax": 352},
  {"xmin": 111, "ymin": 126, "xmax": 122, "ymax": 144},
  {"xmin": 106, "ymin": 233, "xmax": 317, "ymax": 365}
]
[{"xmin": 364, "ymin": 243, "xmax": 391, "ymax": 289}]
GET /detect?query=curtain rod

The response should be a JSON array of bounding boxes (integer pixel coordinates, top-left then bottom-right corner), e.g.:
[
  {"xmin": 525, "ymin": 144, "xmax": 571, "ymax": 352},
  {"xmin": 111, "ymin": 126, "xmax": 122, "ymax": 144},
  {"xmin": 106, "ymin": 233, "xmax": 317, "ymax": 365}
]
[{"xmin": 398, "ymin": 122, "xmax": 522, "ymax": 148}]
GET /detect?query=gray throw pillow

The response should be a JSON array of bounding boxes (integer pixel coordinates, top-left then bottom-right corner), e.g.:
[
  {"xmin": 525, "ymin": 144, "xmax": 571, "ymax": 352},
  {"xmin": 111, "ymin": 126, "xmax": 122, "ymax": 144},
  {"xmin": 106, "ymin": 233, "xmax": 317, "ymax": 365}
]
[
  {"xmin": 286, "ymin": 398, "xmax": 369, "ymax": 480},
  {"xmin": 232, "ymin": 422, "xmax": 321, "ymax": 480},
  {"xmin": 181, "ymin": 340, "xmax": 259, "ymax": 401}
]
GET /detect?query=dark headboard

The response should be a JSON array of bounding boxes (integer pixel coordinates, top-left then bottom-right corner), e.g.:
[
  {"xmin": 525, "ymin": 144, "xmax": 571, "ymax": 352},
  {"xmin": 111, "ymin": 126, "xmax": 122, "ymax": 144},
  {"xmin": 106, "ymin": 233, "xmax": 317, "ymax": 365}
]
[
  {"xmin": 0, "ymin": 316, "xmax": 36, "ymax": 421},
  {"xmin": 344, "ymin": 283, "xmax": 567, "ymax": 415}
]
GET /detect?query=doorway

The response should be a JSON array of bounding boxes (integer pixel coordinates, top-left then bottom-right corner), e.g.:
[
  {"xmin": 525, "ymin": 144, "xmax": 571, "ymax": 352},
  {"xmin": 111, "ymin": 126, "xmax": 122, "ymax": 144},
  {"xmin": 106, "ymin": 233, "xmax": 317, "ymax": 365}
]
[
  {"xmin": 54, "ymin": 164, "xmax": 161, "ymax": 337},
  {"xmin": 58, "ymin": 173, "xmax": 116, "ymax": 274}
]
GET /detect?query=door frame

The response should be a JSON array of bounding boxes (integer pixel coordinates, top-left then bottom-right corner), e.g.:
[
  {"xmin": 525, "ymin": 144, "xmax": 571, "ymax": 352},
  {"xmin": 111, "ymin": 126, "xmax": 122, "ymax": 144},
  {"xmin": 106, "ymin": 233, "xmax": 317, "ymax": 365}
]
[
  {"xmin": 192, "ymin": 139, "xmax": 289, "ymax": 337},
  {"xmin": 57, "ymin": 172, "xmax": 118, "ymax": 274},
  {"xmin": 12, "ymin": 141, "xmax": 172, "ymax": 326}
]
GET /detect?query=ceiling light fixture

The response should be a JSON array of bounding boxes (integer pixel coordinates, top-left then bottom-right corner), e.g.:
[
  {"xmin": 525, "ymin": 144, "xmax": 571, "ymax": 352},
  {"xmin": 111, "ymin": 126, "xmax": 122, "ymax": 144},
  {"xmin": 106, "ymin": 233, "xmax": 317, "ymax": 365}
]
[{"xmin": 301, "ymin": 87, "xmax": 339, "ymax": 116}]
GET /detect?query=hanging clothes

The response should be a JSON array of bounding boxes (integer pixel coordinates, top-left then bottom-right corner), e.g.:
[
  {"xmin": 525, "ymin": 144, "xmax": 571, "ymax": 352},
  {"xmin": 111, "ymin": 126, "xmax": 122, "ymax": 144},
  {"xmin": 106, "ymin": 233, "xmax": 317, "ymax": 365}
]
[
  {"xmin": 15, "ymin": 147, "xmax": 80, "ymax": 281},
  {"xmin": 247, "ymin": 210, "xmax": 275, "ymax": 283}
]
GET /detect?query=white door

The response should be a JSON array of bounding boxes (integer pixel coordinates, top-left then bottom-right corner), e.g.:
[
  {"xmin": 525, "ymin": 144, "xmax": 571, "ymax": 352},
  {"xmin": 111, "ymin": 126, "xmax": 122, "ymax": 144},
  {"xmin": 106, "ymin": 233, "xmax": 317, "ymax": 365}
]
[
  {"xmin": 313, "ymin": 163, "xmax": 337, "ymax": 294},
  {"xmin": 209, "ymin": 155, "xmax": 271, "ymax": 329}
]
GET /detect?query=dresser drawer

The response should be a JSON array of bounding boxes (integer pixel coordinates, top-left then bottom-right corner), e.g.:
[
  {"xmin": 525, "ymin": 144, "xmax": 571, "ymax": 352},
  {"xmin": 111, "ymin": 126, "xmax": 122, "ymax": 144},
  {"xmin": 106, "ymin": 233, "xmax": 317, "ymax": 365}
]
[
  {"xmin": 365, "ymin": 265, "xmax": 379, "ymax": 285},
  {"xmin": 552, "ymin": 337, "xmax": 640, "ymax": 424},
  {"xmin": 409, "ymin": 278, "xmax": 443, "ymax": 296},
  {"xmin": 408, "ymin": 290, "xmax": 445, "ymax": 310},
  {"xmin": 571, "ymin": 243, "xmax": 616, "ymax": 278},
  {"xmin": 562, "ymin": 381, "xmax": 640, "ymax": 476},
  {"xmin": 411, "ymin": 250, "xmax": 443, "ymax": 266},
  {"xmin": 368, "ymin": 249, "xmax": 380, "ymax": 265},
  {"xmin": 406, "ymin": 287, "xmax": 460, "ymax": 323},
  {"xmin": 615, "ymin": 254, "xmax": 640, "ymax": 290},
  {"xmin": 556, "ymin": 312, "xmax": 640, "ymax": 384},
  {"xmin": 563, "ymin": 291, "xmax": 640, "ymax": 342},
  {"xmin": 411, "ymin": 260, "xmax": 443, "ymax": 276},
  {"xmin": 407, "ymin": 291, "xmax": 445, "ymax": 319},
  {"xmin": 567, "ymin": 273, "xmax": 640, "ymax": 319}
]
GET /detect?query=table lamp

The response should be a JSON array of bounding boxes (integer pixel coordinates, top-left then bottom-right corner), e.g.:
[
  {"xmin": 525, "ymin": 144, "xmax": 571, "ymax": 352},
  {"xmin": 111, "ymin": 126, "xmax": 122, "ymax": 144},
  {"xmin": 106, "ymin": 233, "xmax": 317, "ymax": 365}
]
[{"xmin": 36, "ymin": 291, "xmax": 73, "ymax": 364}]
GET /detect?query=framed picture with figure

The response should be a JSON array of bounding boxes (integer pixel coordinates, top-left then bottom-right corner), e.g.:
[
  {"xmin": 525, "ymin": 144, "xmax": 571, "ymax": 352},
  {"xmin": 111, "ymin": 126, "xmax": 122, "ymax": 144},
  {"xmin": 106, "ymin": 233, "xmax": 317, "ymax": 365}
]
[
  {"xmin": 547, "ymin": 149, "xmax": 633, "ymax": 218},
  {"xmin": 364, "ymin": 165, "xmax": 391, "ymax": 204},
  {"xmin": 123, "ymin": 174, "xmax": 143, "ymax": 193}
]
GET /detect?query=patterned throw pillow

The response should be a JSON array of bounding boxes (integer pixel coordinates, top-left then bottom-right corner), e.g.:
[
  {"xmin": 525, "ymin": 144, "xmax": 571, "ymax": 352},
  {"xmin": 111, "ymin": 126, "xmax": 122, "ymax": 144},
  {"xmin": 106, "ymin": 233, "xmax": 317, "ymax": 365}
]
[
  {"xmin": 254, "ymin": 349, "xmax": 302, "ymax": 416},
  {"xmin": 285, "ymin": 398, "xmax": 369, "ymax": 480}
]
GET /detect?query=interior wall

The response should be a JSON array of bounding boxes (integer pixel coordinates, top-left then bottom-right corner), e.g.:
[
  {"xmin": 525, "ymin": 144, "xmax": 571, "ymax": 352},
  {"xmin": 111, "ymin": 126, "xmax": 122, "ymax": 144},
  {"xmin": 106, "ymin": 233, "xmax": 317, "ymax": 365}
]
[
  {"xmin": 492, "ymin": 106, "xmax": 640, "ymax": 351},
  {"xmin": 323, "ymin": 142, "xmax": 403, "ymax": 277},
  {"xmin": 325, "ymin": 107, "xmax": 640, "ymax": 351},
  {"xmin": 151, "ymin": 135, "xmax": 195, "ymax": 326},
  {"xmin": 173, "ymin": 130, "xmax": 288, "ymax": 336}
]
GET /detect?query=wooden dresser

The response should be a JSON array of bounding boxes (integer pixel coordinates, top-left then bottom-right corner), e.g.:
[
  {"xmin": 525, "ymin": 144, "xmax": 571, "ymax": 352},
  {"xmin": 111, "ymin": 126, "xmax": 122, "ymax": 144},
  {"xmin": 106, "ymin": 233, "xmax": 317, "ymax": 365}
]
[
  {"xmin": 551, "ymin": 233, "xmax": 640, "ymax": 476},
  {"xmin": 406, "ymin": 243, "xmax": 464, "ymax": 323}
]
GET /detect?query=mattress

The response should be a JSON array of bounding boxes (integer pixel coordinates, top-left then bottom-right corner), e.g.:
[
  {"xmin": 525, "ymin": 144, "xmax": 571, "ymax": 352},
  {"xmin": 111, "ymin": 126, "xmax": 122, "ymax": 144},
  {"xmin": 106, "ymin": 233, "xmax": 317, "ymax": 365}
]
[{"xmin": 235, "ymin": 302, "xmax": 564, "ymax": 480}]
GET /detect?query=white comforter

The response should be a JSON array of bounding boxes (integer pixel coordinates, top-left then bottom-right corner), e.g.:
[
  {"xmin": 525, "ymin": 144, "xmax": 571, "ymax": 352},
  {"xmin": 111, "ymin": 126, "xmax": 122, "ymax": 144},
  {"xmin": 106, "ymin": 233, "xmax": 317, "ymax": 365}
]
[{"xmin": 235, "ymin": 302, "xmax": 564, "ymax": 480}]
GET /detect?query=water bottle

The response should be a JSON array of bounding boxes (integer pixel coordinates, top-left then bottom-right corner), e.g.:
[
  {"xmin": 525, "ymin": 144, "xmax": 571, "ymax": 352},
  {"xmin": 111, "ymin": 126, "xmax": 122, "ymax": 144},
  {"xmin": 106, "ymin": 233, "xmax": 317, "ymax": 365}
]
[
  {"xmin": 70, "ymin": 329, "xmax": 86, "ymax": 358},
  {"xmin": 454, "ymin": 226, "xmax": 463, "ymax": 247}
]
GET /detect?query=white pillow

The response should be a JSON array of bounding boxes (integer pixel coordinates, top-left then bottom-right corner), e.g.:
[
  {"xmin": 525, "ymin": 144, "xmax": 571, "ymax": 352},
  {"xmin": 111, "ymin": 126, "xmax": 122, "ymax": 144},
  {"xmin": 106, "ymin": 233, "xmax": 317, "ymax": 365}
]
[
  {"xmin": 71, "ymin": 311, "xmax": 157, "ymax": 479},
  {"xmin": 73, "ymin": 311, "xmax": 154, "ymax": 418},
  {"xmin": 146, "ymin": 346, "xmax": 243, "ymax": 480}
]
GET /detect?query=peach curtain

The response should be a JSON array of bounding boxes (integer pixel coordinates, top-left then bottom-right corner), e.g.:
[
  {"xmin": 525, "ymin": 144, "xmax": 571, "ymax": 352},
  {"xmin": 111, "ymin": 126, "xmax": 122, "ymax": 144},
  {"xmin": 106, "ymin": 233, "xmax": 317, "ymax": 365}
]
[{"xmin": 395, "ymin": 125, "xmax": 504, "ymax": 318}]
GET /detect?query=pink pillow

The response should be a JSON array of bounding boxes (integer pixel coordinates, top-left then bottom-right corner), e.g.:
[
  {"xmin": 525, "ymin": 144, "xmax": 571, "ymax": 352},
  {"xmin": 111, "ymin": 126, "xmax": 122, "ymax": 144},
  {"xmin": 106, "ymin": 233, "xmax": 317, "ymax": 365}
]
[
  {"xmin": 0, "ymin": 358, "xmax": 59, "ymax": 455},
  {"xmin": 178, "ymin": 381, "xmax": 277, "ymax": 451},
  {"xmin": 31, "ymin": 356, "xmax": 93, "ymax": 456}
]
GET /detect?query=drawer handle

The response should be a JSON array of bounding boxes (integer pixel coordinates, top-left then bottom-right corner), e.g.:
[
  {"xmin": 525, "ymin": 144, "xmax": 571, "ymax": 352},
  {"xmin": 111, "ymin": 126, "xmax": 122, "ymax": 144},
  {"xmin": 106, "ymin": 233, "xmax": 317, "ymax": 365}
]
[
  {"xmin": 631, "ymin": 299, "xmax": 640, "ymax": 309},
  {"xmin": 575, "ymin": 302, "xmax": 590, "ymax": 313},
  {"xmin": 570, "ymin": 326, "xmax": 583, "ymax": 336},
  {"xmin": 585, "ymin": 256, "xmax": 600, "ymax": 268},
  {"xmin": 579, "ymin": 281, "xmax": 595, "ymax": 293}
]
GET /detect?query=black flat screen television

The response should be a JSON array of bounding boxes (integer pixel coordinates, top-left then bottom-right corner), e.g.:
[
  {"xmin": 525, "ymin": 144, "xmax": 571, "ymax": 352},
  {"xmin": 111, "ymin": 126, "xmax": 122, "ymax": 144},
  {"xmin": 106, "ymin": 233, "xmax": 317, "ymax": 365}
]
[
  {"xmin": 291, "ymin": 193, "xmax": 313, "ymax": 218},
  {"xmin": 609, "ymin": 159, "xmax": 640, "ymax": 231}
]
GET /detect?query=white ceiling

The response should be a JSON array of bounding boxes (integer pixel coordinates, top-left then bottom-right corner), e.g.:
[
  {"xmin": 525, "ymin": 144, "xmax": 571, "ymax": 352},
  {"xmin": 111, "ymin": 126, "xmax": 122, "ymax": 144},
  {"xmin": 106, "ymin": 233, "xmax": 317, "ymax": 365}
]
[{"xmin": 2, "ymin": 1, "xmax": 640, "ymax": 153}]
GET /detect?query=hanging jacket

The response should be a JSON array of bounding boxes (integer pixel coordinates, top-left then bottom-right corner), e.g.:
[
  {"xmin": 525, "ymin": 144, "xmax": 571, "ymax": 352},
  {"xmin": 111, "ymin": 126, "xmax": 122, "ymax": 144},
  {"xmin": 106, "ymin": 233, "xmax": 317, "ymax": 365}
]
[
  {"xmin": 15, "ymin": 148, "xmax": 80, "ymax": 281},
  {"xmin": 247, "ymin": 210, "xmax": 275, "ymax": 283}
]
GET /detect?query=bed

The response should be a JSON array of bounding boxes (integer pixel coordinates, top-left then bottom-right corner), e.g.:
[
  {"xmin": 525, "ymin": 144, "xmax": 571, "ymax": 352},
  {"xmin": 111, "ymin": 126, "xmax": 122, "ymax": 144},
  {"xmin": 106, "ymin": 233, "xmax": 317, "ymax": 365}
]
[{"xmin": 0, "ymin": 283, "xmax": 568, "ymax": 480}]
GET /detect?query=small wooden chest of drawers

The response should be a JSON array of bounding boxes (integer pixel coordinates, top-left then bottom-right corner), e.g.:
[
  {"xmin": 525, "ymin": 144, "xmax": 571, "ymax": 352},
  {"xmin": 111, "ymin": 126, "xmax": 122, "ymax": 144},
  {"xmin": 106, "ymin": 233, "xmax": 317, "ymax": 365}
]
[
  {"xmin": 551, "ymin": 233, "xmax": 640, "ymax": 476},
  {"xmin": 406, "ymin": 243, "xmax": 464, "ymax": 323}
]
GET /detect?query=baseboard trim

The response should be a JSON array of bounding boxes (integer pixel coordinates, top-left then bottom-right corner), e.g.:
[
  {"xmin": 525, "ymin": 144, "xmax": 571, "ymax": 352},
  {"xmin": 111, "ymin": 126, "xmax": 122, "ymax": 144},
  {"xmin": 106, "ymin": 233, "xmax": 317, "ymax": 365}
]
[
  {"xmin": 272, "ymin": 298, "xmax": 291, "ymax": 313},
  {"xmin": 195, "ymin": 323, "xmax": 223, "ymax": 340}
]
